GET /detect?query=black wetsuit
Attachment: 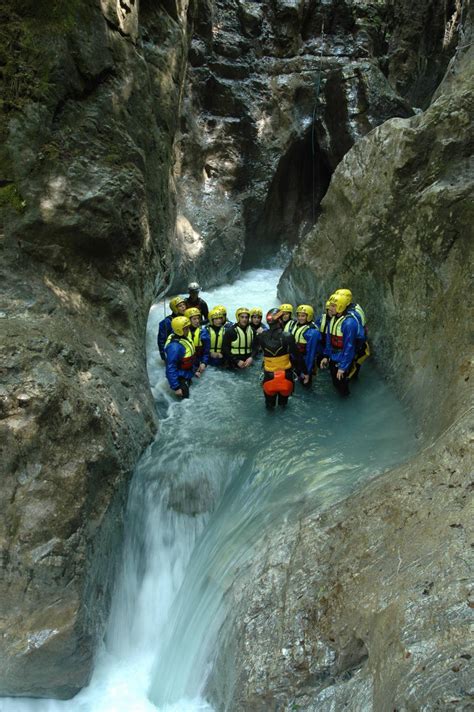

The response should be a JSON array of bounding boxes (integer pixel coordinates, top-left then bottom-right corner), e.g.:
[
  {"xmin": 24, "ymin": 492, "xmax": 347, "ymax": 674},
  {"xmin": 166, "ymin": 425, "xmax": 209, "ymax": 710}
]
[
  {"xmin": 256, "ymin": 327, "xmax": 307, "ymax": 409},
  {"xmin": 222, "ymin": 323, "xmax": 258, "ymax": 368},
  {"xmin": 185, "ymin": 296, "xmax": 209, "ymax": 323}
]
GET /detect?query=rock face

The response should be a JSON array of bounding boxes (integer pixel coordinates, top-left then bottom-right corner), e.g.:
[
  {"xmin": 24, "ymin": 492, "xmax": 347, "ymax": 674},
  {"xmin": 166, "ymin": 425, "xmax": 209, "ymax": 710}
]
[
  {"xmin": 207, "ymin": 16, "xmax": 474, "ymax": 712},
  {"xmin": 0, "ymin": 0, "xmax": 191, "ymax": 698},
  {"xmin": 0, "ymin": 0, "xmax": 466, "ymax": 703},
  {"xmin": 171, "ymin": 0, "xmax": 453, "ymax": 288},
  {"xmin": 279, "ymin": 32, "xmax": 473, "ymax": 441},
  {"xmin": 208, "ymin": 420, "xmax": 473, "ymax": 712}
]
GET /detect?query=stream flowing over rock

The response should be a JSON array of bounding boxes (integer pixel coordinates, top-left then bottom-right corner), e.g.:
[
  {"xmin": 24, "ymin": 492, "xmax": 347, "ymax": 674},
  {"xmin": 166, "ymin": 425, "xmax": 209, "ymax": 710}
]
[{"xmin": 0, "ymin": 0, "xmax": 471, "ymax": 704}]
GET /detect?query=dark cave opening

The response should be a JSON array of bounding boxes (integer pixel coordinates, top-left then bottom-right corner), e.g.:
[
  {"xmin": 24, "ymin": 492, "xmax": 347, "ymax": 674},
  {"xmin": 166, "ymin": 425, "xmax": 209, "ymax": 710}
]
[{"xmin": 241, "ymin": 130, "xmax": 332, "ymax": 268}]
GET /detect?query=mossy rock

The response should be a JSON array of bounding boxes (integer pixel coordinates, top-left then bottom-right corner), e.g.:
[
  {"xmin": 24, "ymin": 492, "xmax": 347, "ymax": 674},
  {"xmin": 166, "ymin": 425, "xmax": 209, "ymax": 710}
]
[{"xmin": 0, "ymin": 184, "xmax": 26, "ymax": 213}]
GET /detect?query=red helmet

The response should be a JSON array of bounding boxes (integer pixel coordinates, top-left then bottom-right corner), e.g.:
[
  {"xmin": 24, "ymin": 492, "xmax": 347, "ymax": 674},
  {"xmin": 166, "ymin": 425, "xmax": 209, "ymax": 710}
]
[{"xmin": 266, "ymin": 308, "xmax": 284, "ymax": 326}]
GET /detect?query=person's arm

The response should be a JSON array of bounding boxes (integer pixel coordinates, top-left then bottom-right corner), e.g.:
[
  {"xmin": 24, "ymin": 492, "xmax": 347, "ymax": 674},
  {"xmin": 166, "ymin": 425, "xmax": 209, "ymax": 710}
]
[
  {"xmin": 165, "ymin": 341, "xmax": 183, "ymax": 391},
  {"xmin": 157, "ymin": 317, "xmax": 171, "ymax": 361},
  {"xmin": 286, "ymin": 333, "xmax": 308, "ymax": 375},
  {"xmin": 200, "ymin": 299, "xmax": 209, "ymax": 322},
  {"xmin": 250, "ymin": 331, "xmax": 260, "ymax": 360},
  {"xmin": 221, "ymin": 326, "xmax": 235, "ymax": 363},
  {"xmin": 200, "ymin": 328, "xmax": 210, "ymax": 366},
  {"xmin": 304, "ymin": 328, "xmax": 321, "ymax": 373}
]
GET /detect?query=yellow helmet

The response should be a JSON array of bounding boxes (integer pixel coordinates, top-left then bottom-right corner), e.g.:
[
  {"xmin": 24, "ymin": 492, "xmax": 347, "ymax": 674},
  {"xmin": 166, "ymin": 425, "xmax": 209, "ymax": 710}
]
[
  {"xmin": 184, "ymin": 307, "xmax": 201, "ymax": 319},
  {"xmin": 169, "ymin": 296, "xmax": 186, "ymax": 314},
  {"xmin": 235, "ymin": 307, "xmax": 250, "ymax": 320},
  {"xmin": 335, "ymin": 288, "xmax": 353, "ymax": 302},
  {"xmin": 329, "ymin": 293, "xmax": 351, "ymax": 314},
  {"xmin": 209, "ymin": 307, "xmax": 225, "ymax": 322},
  {"xmin": 279, "ymin": 303, "xmax": 294, "ymax": 314},
  {"xmin": 325, "ymin": 298, "xmax": 333, "ymax": 309},
  {"xmin": 250, "ymin": 307, "xmax": 263, "ymax": 317},
  {"xmin": 171, "ymin": 316, "xmax": 191, "ymax": 336},
  {"xmin": 296, "ymin": 304, "xmax": 314, "ymax": 322},
  {"xmin": 214, "ymin": 304, "xmax": 227, "ymax": 316}
]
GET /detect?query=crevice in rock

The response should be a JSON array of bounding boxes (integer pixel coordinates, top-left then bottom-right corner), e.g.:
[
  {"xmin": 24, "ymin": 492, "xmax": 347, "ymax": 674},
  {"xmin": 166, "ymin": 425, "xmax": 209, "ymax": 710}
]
[
  {"xmin": 102, "ymin": 13, "xmax": 136, "ymax": 42},
  {"xmin": 242, "ymin": 129, "xmax": 332, "ymax": 267},
  {"xmin": 51, "ymin": 66, "xmax": 116, "ymax": 127}
]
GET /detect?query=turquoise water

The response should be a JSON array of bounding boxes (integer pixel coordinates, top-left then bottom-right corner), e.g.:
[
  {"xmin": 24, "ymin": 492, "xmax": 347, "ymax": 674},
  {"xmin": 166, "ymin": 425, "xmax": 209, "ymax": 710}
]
[{"xmin": 1, "ymin": 269, "xmax": 418, "ymax": 712}]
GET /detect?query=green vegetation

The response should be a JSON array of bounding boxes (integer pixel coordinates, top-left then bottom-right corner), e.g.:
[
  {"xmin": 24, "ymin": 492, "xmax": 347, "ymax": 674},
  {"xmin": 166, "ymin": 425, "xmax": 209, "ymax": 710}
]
[
  {"xmin": 0, "ymin": 0, "xmax": 82, "ymax": 114},
  {"xmin": 0, "ymin": 183, "xmax": 26, "ymax": 213},
  {"xmin": 0, "ymin": 0, "xmax": 84, "ymax": 178}
]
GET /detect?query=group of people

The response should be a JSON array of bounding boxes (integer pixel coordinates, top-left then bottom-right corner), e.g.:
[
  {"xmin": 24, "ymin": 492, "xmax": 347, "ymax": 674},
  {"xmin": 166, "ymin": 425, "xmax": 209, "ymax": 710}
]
[{"xmin": 157, "ymin": 282, "xmax": 370, "ymax": 408}]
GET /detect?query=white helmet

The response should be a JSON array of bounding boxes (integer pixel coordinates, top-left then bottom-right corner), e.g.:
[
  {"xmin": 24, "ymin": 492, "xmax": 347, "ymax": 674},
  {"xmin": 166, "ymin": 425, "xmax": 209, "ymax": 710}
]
[{"xmin": 188, "ymin": 281, "xmax": 201, "ymax": 291}]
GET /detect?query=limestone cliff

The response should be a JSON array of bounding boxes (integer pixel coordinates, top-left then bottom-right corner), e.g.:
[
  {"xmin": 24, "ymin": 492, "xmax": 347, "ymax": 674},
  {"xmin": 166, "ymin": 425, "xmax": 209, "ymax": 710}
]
[
  {"xmin": 207, "ymin": 13, "xmax": 474, "ymax": 712},
  {"xmin": 0, "ymin": 0, "xmax": 467, "ymax": 703},
  {"xmin": 0, "ymin": 0, "xmax": 191, "ymax": 698},
  {"xmin": 171, "ymin": 0, "xmax": 453, "ymax": 288}
]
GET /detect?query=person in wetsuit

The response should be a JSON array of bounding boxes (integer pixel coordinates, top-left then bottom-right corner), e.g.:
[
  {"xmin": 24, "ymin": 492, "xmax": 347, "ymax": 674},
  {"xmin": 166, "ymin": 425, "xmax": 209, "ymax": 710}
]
[
  {"xmin": 255, "ymin": 308, "xmax": 309, "ymax": 409},
  {"xmin": 185, "ymin": 281, "xmax": 209, "ymax": 323},
  {"xmin": 157, "ymin": 295, "xmax": 187, "ymax": 362},
  {"xmin": 334, "ymin": 288, "xmax": 370, "ymax": 375},
  {"xmin": 222, "ymin": 307, "xmax": 257, "ymax": 369},
  {"xmin": 249, "ymin": 308, "xmax": 268, "ymax": 336},
  {"xmin": 185, "ymin": 307, "xmax": 210, "ymax": 374},
  {"xmin": 206, "ymin": 307, "xmax": 228, "ymax": 367},
  {"xmin": 320, "ymin": 292, "xmax": 359, "ymax": 397},
  {"xmin": 280, "ymin": 304, "xmax": 297, "ymax": 334},
  {"xmin": 164, "ymin": 316, "xmax": 200, "ymax": 398}
]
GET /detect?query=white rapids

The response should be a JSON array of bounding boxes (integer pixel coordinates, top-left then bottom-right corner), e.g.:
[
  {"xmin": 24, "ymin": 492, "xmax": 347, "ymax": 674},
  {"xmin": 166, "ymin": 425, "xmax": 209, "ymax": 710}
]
[{"xmin": 1, "ymin": 268, "xmax": 418, "ymax": 712}]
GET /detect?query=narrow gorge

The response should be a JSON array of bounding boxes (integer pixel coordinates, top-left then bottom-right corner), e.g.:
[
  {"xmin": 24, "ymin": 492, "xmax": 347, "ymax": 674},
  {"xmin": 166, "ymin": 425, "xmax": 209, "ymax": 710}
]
[{"xmin": 0, "ymin": 0, "xmax": 472, "ymax": 710}]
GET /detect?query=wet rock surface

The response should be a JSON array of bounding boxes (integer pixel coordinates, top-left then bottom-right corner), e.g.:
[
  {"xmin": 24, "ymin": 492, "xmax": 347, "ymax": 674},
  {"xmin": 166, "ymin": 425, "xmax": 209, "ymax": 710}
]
[
  {"xmin": 0, "ymin": 0, "xmax": 467, "ymax": 703},
  {"xmin": 0, "ymin": 0, "xmax": 191, "ymax": 698},
  {"xmin": 208, "ymin": 421, "xmax": 473, "ymax": 711},
  {"xmin": 206, "ymin": 16, "xmax": 473, "ymax": 712},
  {"xmin": 172, "ymin": 0, "xmax": 452, "ymax": 287},
  {"xmin": 279, "ymin": 28, "xmax": 473, "ymax": 440}
]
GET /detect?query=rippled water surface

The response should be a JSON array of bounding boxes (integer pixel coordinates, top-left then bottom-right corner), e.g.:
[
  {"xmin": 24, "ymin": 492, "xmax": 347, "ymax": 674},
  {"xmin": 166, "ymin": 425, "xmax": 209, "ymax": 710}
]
[{"xmin": 2, "ymin": 269, "xmax": 418, "ymax": 712}]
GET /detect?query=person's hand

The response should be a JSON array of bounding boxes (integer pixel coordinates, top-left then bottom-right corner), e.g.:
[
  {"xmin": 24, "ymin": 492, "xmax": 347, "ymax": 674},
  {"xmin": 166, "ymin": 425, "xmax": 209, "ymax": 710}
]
[
  {"xmin": 244, "ymin": 357, "xmax": 253, "ymax": 367},
  {"xmin": 210, "ymin": 351, "xmax": 221, "ymax": 359},
  {"xmin": 336, "ymin": 369, "xmax": 345, "ymax": 380},
  {"xmin": 302, "ymin": 374, "xmax": 310, "ymax": 384},
  {"xmin": 198, "ymin": 363, "xmax": 206, "ymax": 373},
  {"xmin": 175, "ymin": 388, "xmax": 183, "ymax": 397},
  {"xmin": 237, "ymin": 360, "xmax": 245, "ymax": 368},
  {"xmin": 195, "ymin": 370, "xmax": 202, "ymax": 378},
  {"xmin": 320, "ymin": 358, "xmax": 329, "ymax": 369}
]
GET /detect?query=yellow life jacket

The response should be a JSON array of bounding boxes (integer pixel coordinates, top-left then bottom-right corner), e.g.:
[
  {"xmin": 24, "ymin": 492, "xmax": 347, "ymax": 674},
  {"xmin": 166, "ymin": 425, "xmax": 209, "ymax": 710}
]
[
  {"xmin": 329, "ymin": 315, "xmax": 354, "ymax": 351},
  {"xmin": 354, "ymin": 303, "xmax": 366, "ymax": 326},
  {"xmin": 191, "ymin": 327, "xmax": 202, "ymax": 349},
  {"xmin": 165, "ymin": 334, "xmax": 196, "ymax": 369},
  {"xmin": 283, "ymin": 319, "xmax": 297, "ymax": 334},
  {"xmin": 206, "ymin": 324, "xmax": 225, "ymax": 352},
  {"xmin": 263, "ymin": 353, "xmax": 292, "ymax": 372},
  {"xmin": 231, "ymin": 325, "xmax": 254, "ymax": 356},
  {"xmin": 319, "ymin": 313, "xmax": 328, "ymax": 333}
]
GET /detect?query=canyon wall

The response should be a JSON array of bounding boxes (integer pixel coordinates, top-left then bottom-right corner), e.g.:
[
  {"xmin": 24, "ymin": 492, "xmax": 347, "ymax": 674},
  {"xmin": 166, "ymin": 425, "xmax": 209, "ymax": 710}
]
[
  {"xmin": 0, "ymin": 0, "xmax": 192, "ymax": 697},
  {"xmin": 208, "ymin": 13, "xmax": 474, "ymax": 711},
  {"xmin": 170, "ymin": 0, "xmax": 453, "ymax": 288},
  {"xmin": 0, "ymin": 0, "xmax": 465, "ymax": 701}
]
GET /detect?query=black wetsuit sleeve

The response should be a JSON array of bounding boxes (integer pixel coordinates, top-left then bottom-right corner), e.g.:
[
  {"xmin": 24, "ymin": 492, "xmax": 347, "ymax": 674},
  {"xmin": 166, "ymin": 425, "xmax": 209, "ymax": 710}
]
[
  {"xmin": 251, "ymin": 332, "xmax": 260, "ymax": 358},
  {"xmin": 222, "ymin": 326, "xmax": 236, "ymax": 362},
  {"xmin": 285, "ymin": 333, "xmax": 308, "ymax": 374},
  {"xmin": 199, "ymin": 298, "xmax": 209, "ymax": 321}
]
